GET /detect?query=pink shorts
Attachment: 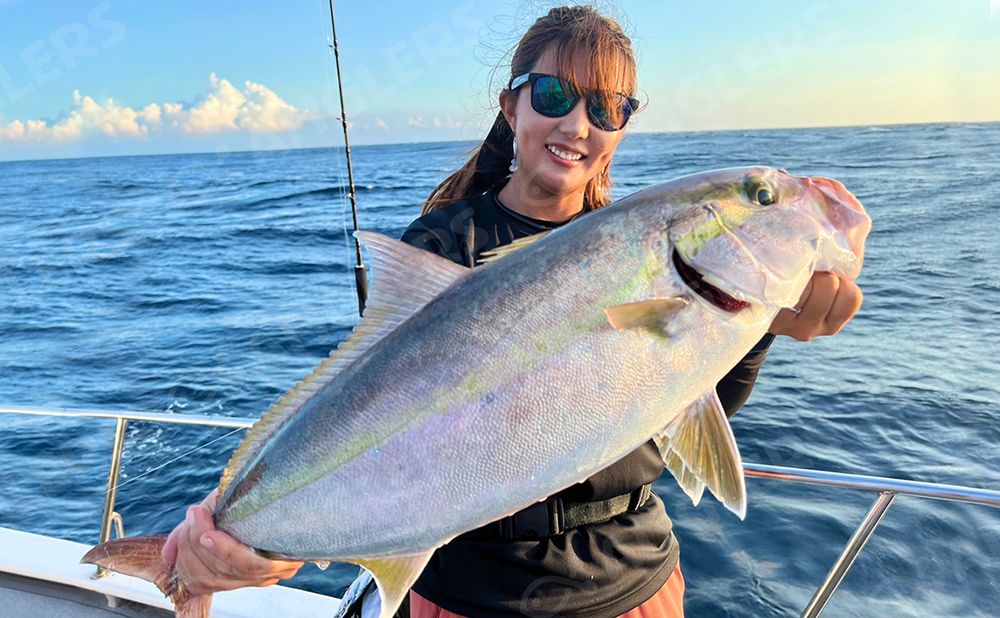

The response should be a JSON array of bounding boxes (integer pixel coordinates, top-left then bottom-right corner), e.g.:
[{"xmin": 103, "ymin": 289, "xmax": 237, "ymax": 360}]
[{"xmin": 409, "ymin": 564, "xmax": 685, "ymax": 618}]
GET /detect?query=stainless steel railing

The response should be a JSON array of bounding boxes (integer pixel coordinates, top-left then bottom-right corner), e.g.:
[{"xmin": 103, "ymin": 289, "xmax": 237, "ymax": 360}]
[
  {"xmin": 2, "ymin": 404, "xmax": 999, "ymax": 616},
  {"xmin": 0, "ymin": 405, "xmax": 255, "ymax": 578},
  {"xmin": 744, "ymin": 463, "xmax": 1000, "ymax": 615}
]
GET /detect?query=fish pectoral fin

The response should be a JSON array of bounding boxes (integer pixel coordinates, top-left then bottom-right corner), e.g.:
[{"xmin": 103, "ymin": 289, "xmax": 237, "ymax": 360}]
[
  {"xmin": 353, "ymin": 550, "xmax": 435, "ymax": 618},
  {"xmin": 657, "ymin": 391, "xmax": 747, "ymax": 519},
  {"xmin": 604, "ymin": 297, "xmax": 688, "ymax": 337}
]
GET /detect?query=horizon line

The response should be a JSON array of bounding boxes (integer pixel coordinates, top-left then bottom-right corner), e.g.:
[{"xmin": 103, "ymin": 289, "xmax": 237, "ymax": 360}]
[{"xmin": 0, "ymin": 118, "xmax": 996, "ymax": 165}]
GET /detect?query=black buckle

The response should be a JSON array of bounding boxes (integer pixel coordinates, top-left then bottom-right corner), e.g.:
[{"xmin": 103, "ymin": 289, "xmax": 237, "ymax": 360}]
[{"xmin": 503, "ymin": 498, "xmax": 562, "ymax": 539}]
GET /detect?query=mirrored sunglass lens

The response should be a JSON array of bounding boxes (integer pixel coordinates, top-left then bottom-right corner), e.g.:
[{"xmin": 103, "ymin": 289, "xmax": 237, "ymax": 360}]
[
  {"xmin": 532, "ymin": 76, "xmax": 575, "ymax": 116},
  {"xmin": 588, "ymin": 93, "xmax": 630, "ymax": 131}
]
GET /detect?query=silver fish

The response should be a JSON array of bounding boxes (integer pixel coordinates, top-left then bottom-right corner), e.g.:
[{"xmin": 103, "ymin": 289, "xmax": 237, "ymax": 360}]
[{"xmin": 84, "ymin": 167, "xmax": 871, "ymax": 618}]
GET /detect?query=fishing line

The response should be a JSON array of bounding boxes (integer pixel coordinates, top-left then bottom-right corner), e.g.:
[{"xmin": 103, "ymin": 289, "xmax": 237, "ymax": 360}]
[{"xmin": 112, "ymin": 427, "xmax": 246, "ymax": 493}]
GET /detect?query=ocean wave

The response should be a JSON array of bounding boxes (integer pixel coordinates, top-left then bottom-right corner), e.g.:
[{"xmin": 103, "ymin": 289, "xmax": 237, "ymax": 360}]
[{"xmin": 129, "ymin": 296, "xmax": 229, "ymax": 312}]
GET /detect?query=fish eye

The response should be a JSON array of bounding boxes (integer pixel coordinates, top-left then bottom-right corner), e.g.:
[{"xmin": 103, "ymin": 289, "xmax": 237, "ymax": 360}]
[{"xmin": 746, "ymin": 180, "xmax": 776, "ymax": 206}]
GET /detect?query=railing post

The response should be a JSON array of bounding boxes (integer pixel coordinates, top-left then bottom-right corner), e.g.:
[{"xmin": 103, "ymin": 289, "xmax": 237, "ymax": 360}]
[
  {"xmin": 801, "ymin": 491, "xmax": 896, "ymax": 617},
  {"xmin": 94, "ymin": 416, "xmax": 128, "ymax": 579}
]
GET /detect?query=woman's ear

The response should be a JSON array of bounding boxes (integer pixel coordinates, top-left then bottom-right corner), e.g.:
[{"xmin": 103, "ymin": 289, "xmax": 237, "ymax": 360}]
[{"xmin": 499, "ymin": 91, "xmax": 516, "ymax": 132}]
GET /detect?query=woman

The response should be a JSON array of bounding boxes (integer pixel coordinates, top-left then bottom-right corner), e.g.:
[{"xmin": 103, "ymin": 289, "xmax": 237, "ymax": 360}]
[{"xmin": 163, "ymin": 6, "xmax": 862, "ymax": 617}]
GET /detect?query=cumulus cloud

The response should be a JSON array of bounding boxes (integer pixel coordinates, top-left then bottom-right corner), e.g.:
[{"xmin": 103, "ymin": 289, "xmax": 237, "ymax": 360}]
[{"xmin": 0, "ymin": 74, "xmax": 308, "ymax": 143}]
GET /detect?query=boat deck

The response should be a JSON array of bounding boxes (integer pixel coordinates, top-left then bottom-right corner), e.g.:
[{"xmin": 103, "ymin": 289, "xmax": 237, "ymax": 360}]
[
  {"xmin": 0, "ymin": 571, "xmax": 171, "ymax": 617},
  {"xmin": 0, "ymin": 527, "xmax": 341, "ymax": 618}
]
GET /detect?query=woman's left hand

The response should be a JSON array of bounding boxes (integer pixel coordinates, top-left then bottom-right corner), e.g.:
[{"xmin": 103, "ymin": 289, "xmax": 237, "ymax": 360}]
[{"xmin": 768, "ymin": 272, "xmax": 863, "ymax": 341}]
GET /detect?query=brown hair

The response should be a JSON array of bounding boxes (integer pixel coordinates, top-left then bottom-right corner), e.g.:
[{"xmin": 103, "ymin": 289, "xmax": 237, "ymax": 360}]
[{"xmin": 420, "ymin": 5, "xmax": 637, "ymax": 215}]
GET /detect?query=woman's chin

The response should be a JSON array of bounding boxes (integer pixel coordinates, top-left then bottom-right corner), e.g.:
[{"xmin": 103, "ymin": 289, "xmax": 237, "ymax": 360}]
[{"xmin": 532, "ymin": 166, "xmax": 589, "ymax": 196}]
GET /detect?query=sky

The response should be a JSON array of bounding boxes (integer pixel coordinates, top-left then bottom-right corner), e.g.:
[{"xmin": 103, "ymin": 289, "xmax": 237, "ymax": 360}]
[{"xmin": 0, "ymin": 0, "xmax": 998, "ymax": 161}]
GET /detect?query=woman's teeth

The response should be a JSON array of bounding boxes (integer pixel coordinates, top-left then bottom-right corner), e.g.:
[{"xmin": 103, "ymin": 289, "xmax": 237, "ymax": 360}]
[{"xmin": 546, "ymin": 145, "xmax": 584, "ymax": 161}]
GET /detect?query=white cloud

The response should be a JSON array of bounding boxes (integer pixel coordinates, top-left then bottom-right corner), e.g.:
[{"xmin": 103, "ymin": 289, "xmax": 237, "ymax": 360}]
[
  {"xmin": 376, "ymin": 117, "xmax": 390, "ymax": 130},
  {"xmin": 237, "ymin": 79, "xmax": 306, "ymax": 132},
  {"xmin": 185, "ymin": 73, "xmax": 246, "ymax": 133},
  {"xmin": 138, "ymin": 103, "xmax": 161, "ymax": 125},
  {"xmin": 0, "ymin": 120, "xmax": 25, "ymax": 141},
  {"xmin": 0, "ymin": 74, "xmax": 308, "ymax": 144},
  {"xmin": 407, "ymin": 116, "xmax": 424, "ymax": 127}
]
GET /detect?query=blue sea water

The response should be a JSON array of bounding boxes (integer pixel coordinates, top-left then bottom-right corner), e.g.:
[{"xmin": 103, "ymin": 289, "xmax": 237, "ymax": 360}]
[{"xmin": 1, "ymin": 124, "xmax": 998, "ymax": 617}]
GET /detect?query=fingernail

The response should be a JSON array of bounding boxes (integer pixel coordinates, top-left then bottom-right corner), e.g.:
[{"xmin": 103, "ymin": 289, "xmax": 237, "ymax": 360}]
[{"xmin": 200, "ymin": 535, "xmax": 215, "ymax": 551}]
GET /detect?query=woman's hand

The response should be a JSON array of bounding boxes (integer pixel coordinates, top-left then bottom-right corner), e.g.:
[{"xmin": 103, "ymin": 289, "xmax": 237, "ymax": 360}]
[
  {"xmin": 161, "ymin": 489, "xmax": 304, "ymax": 595},
  {"xmin": 768, "ymin": 272, "xmax": 863, "ymax": 341}
]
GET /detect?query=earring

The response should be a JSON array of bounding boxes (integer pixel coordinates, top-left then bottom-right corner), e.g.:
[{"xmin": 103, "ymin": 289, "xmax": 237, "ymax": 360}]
[{"xmin": 509, "ymin": 137, "xmax": 518, "ymax": 173}]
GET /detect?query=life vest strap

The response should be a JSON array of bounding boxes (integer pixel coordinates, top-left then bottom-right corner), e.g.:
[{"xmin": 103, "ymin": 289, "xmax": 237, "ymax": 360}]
[{"xmin": 464, "ymin": 484, "xmax": 654, "ymax": 541}]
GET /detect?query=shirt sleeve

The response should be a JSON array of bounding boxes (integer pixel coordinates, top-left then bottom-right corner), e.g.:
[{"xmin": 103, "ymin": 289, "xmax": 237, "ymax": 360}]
[
  {"xmin": 716, "ymin": 333, "xmax": 775, "ymax": 418},
  {"xmin": 400, "ymin": 218, "xmax": 447, "ymax": 257}
]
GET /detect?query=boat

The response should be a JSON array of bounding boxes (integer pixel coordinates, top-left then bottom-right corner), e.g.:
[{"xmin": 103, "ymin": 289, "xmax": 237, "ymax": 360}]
[
  {"xmin": 0, "ymin": 405, "xmax": 342, "ymax": 617},
  {"xmin": 2, "ymin": 403, "xmax": 998, "ymax": 617}
]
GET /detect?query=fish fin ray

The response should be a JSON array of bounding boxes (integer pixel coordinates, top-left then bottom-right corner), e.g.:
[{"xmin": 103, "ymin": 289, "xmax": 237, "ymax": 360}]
[
  {"xmin": 604, "ymin": 297, "xmax": 688, "ymax": 337},
  {"xmin": 662, "ymin": 391, "xmax": 747, "ymax": 519},
  {"xmin": 219, "ymin": 232, "xmax": 469, "ymax": 496},
  {"xmin": 477, "ymin": 231, "xmax": 550, "ymax": 264},
  {"xmin": 353, "ymin": 551, "xmax": 434, "ymax": 618},
  {"xmin": 654, "ymin": 430, "xmax": 706, "ymax": 506},
  {"xmin": 81, "ymin": 536, "xmax": 212, "ymax": 618}
]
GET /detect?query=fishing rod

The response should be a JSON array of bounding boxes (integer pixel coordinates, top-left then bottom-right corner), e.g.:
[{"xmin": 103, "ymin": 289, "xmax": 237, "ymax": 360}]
[{"xmin": 327, "ymin": 0, "xmax": 368, "ymax": 317}]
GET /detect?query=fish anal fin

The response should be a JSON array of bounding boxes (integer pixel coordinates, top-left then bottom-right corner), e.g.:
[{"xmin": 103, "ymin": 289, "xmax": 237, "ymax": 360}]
[
  {"xmin": 604, "ymin": 297, "xmax": 688, "ymax": 338},
  {"xmin": 658, "ymin": 391, "xmax": 747, "ymax": 519},
  {"xmin": 477, "ymin": 230, "xmax": 550, "ymax": 264},
  {"xmin": 81, "ymin": 536, "xmax": 212, "ymax": 618},
  {"xmin": 353, "ymin": 550, "xmax": 435, "ymax": 618},
  {"xmin": 220, "ymin": 233, "xmax": 470, "ymax": 497}
]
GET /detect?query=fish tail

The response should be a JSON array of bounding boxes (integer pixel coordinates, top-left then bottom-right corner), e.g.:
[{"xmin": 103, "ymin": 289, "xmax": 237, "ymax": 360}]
[{"xmin": 81, "ymin": 535, "xmax": 212, "ymax": 618}]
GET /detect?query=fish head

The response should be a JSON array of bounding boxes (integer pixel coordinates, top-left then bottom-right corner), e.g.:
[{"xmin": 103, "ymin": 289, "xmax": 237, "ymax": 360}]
[{"xmin": 666, "ymin": 167, "xmax": 871, "ymax": 312}]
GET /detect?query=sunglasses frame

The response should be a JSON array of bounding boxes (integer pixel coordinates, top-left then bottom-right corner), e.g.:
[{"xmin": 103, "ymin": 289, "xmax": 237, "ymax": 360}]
[{"xmin": 508, "ymin": 72, "xmax": 639, "ymax": 132}]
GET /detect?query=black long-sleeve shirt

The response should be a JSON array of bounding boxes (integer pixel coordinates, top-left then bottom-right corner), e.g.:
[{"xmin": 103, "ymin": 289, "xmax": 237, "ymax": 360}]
[{"xmin": 401, "ymin": 185, "xmax": 772, "ymax": 617}]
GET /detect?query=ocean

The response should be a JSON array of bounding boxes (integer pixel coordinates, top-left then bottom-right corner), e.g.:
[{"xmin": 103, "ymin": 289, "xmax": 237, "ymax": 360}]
[{"xmin": 1, "ymin": 124, "xmax": 998, "ymax": 617}]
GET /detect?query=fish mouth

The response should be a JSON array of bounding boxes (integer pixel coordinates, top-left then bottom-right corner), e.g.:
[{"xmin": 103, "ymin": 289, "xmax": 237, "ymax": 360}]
[{"xmin": 672, "ymin": 250, "xmax": 750, "ymax": 313}]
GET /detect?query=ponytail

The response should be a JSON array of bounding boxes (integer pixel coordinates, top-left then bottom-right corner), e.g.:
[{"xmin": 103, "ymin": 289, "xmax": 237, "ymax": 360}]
[{"xmin": 421, "ymin": 112, "xmax": 513, "ymax": 215}]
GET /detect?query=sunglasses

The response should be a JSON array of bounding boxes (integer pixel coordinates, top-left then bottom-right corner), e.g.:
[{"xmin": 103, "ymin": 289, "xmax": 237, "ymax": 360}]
[{"xmin": 508, "ymin": 72, "xmax": 639, "ymax": 132}]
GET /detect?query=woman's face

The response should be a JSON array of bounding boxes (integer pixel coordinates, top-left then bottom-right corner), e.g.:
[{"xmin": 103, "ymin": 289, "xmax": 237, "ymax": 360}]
[{"xmin": 501, "ymin": 49, "xmax": 629, "ymax": 201}]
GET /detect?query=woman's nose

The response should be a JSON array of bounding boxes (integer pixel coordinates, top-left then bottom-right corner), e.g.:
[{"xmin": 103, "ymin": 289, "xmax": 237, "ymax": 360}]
[{"xmin": 558, "ymin": 98, "xmax": 590, "ymax": 138}]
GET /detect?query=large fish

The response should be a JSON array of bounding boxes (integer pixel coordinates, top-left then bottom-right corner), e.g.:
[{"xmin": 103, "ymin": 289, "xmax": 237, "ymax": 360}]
[{"xmin": 83, "ymin": 167, "xmax": 871, "ymax": 618}]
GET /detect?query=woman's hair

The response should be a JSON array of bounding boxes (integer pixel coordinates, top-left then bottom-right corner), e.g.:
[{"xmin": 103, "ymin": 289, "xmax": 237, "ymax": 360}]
[{"xmin": 420, "ymin": 5, "xmax": 637, "ymax": 215}]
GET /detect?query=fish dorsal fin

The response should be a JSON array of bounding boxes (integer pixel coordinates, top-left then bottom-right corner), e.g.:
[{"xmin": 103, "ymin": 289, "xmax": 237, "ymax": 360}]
[
  {"xmin": 604, "ymin": 297, "xmax": 688, "ymax": 338},
  {"xmin": 476, "ymin": 230, "xmax": 550, "ymax": 265},
  {"xmin": 656, "ymin": 390, "xmax": 747, "ymax": 519},
  {"xmin": 352, "ymin": 550, "xmax": 435, "ymax": 618},
  {"xmin": 218, "ymin": 232, "xmax": 469, "ymax": 496}
]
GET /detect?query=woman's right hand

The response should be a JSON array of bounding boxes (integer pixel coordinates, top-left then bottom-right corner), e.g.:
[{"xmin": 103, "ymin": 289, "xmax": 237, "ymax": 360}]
[{"xmin": 161, "ymin": 489, "xmax": 304, "ymax": 595}]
